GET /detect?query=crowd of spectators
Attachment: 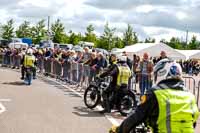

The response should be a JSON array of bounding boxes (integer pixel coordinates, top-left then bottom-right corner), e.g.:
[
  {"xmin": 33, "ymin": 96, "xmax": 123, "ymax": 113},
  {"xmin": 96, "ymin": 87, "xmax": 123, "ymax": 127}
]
[{"xmin": 0, "ymin": 47, "xmax": 199, "ymax": 93}]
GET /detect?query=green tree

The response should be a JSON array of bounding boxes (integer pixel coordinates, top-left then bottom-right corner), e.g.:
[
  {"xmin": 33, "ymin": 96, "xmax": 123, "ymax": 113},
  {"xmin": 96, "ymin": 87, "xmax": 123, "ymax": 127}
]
[
  {"xmin": 84, "ymin": 24, "xmax": 97, "ymax": 43},
  {"xmin": 1, "ymin": 19, "xmax": 15, "ymax": 40},
  {"xmin": 168, "ymin": 37, "xmax": 182, "ymax": 49},
  {"xmin": 160, "ymin": 39, "xmax": 168, "ymax": 44},
  {"xmin": 68, "ymin": 31, "xmax": 83, "ymax": 45},
  {"xmin": 123, "ymin": 24, "xmax": 138, "ymax": 46},
  {"xmin": 51, "ymin": 19, "xmax": 66, "ymax": 43},
  {"xmin": 97, "ymin": 22, "xmax": 116, "ymax": 50},
  {"xmin": 113, "ymin": 37, "xmax": 124, "ymax": 48},
  {"xmin": 31, "ymin": 20, "xmax": 47, "ymax": 44},
  {"xmin": 188, "ymin": 36, "xmax": 199, "ymax": 50},
  {"xmin": 16, "ymin": 21, "xmax": 31, "ymax": 38},
  {"xmin": 144, "ymin": 37, "xmax": 156, "ymax": 43}
]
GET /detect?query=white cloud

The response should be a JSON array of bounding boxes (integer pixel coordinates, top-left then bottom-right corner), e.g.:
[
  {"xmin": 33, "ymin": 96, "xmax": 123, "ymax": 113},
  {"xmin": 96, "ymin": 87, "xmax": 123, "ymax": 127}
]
[{"xmin": 0, "ymin": 0, "xmax": 199, "ymax": 42}]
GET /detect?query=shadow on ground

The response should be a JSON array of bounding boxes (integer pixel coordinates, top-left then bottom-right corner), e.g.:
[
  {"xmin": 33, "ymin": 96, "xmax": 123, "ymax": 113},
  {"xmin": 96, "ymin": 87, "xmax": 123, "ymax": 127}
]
[
  {"xmin": 2, "ymin": 81, "xmax": 26, "ymax": 86},
  {"xmin": 72, "ymin": 106, "xmax": 104, "ymax": 118}
]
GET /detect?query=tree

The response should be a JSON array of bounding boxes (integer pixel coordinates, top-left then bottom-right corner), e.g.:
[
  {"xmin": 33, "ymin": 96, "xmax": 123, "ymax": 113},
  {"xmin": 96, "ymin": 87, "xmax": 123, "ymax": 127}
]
[
  {"xmin": 113, "ymin": 37, "xmax": 124, "ymax": 48},
  {"xmin": 123, "ymin": 24, "xmax": 138, "ymax": 46},
  {"xmin": 97, "ymin": 22, "xmax": 116, "ymax": 50},
  {"xmin": 31, "ymin": 20, "xmax": 47, "ymax": 44},
  {"xmin": 168, "ymin": 37, "xmax": 182, "ymax": 49},
  {"xmin": 16, "ymin": 21, "xmax": 31, "ymax": 38},
  {"xmin": 188, "ymin": 36, "xmax": 199, "ymax": 50},
  {"xmin": 1, "ymin": 19, "xmax": 15, "ymax": 40},
  {"xmin": 144, "ymin": 37, "xmax": 156, "ymax": 43},
  {"xmin": 51, "ymin": 19, "xmax": 66, "ymax": 43},
  {"xmin": 84, "ymin": 24, "xmax": 97, "ymax": 43},
  {"xmin": 68, "ymin": 31, "xmax": 83, "ymax": 45},
  {"xmin": 160, "ymin": 39, "xmax": 168, "ymax": 44}
]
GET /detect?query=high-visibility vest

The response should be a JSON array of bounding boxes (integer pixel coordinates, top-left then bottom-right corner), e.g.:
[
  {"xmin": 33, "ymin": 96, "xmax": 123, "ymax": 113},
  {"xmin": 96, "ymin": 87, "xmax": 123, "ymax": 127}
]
[
  {"xmin": 154, "ymin": 89, "xmax": 200, "ymax": 133},
  {"xmin": 24, "ymin": 55, "xmax": 35, "ymax": 67},
  {"xmin": 117, "ymin": 64, "xmax": 131, "ymax": 86}
]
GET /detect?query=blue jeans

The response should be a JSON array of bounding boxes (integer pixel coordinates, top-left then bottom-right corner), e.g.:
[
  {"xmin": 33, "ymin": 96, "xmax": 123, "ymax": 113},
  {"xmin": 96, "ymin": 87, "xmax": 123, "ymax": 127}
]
[{"xmin": 139, "ymin": 75, "xmax": 152, "ymax": 95}]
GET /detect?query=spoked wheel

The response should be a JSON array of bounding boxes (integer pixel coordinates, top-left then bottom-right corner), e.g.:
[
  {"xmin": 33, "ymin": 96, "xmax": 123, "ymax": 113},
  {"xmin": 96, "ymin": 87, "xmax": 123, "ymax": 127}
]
[
  {"xmin": 119, "ymin": 91, "xmax": 137, "ymax": 116},
  {"xmin": 84, "ymin": 86, "xmax": 101, "ymax": 109}
]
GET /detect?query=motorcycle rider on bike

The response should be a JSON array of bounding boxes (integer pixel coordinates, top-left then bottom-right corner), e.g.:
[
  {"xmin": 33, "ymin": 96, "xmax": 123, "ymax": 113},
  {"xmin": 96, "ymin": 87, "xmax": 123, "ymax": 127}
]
[
  {"xmin": 109, "ymin": 58, "xmax": 199, "ymax": 133},
  {"xmin": 99, "ymin": 54, "xmax": 131, "ymax": 113},
  {"xmin": 23, "ymin": 48, "xmax": 36, "ymax": 85}
]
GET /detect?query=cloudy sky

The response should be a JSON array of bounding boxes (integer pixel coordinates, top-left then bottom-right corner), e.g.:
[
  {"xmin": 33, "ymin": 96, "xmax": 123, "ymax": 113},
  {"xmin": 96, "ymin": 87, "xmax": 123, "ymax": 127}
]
[{"xmin": 0, "ymin": 0, "xmax": 200, "ymax": 41}]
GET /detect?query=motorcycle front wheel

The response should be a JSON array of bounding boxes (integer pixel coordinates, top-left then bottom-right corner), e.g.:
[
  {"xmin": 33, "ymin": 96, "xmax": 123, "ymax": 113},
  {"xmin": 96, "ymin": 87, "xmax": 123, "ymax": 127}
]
[
  {"xmin": 119, "ymin": 90, "xmax": 137, "ymax": 116},
  {"xmin": 84, "ymin": 85, "xmax": 101, "ymax": 109}
]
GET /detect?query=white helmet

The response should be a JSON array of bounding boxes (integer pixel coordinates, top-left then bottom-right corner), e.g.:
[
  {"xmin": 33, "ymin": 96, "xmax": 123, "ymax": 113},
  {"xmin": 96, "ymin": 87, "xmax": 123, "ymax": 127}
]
[
  {"xmin": 117, "ymin": 55, "xmax": 127, "ymax": 62},
  {"xmin": 154, "ymin": 58, "xmax": 182, "ymax": 84},
  {"xmin": 27, "ymin": 48, "xmax": 33, "ymax": 55}
]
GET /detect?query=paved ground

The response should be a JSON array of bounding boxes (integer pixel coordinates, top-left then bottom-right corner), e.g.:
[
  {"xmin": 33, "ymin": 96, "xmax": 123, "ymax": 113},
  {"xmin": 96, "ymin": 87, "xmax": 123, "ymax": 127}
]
[
  {"xmin": 0, "ymin": 67, "xmax": 200, "ymax": 133},
  {"xmin": 0, "ymin": 68, "xmax": 111, "ymax": 133}
]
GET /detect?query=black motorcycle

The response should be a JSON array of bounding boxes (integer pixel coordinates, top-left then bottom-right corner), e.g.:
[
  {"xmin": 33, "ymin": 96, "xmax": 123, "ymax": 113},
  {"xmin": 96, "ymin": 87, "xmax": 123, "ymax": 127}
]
[{"xmin": 84, "ymin": 76, "xmax": 137, "ymax": 116}]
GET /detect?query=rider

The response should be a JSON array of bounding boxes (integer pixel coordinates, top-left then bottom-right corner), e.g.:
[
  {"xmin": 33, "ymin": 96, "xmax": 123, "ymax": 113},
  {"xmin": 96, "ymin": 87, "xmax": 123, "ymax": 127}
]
[
  {"xmin": 23, "ymin": 48, "xmax": 36, "ymax": 85},
  {"xmin": 110, "ymin": 58, "xmax": 199, "ymax": 133},
  {"xmin": 100, "ymin": 54, "xmax": 131, "ymax": 113}
]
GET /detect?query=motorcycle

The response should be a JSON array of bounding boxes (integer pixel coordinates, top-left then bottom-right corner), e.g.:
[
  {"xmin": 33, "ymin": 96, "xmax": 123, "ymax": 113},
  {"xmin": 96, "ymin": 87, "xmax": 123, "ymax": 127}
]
[
  {"xmin": 24, "ymin": 67, "xmax": 32, "ymax": 85},
  {"xmin": 84, "ymin": 76, "xmax": 137, "ymax": 116}
]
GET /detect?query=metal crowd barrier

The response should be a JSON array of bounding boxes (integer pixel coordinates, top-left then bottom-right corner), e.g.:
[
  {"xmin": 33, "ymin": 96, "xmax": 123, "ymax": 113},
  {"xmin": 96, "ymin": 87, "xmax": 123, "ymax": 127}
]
[
  {"xmin": 182, "ymin": 76, "xmax": 196, "ymax": 95},
  {"xmin": 41, "ymin": 58, "xmax": 97, "ymax": 90},
  {"xmin": 197, "ymin": 81, "xmax": 200, "ymax": 108},
  {"xmin": 129, "ymin": 74, "xmax": 199, "ymax": 97},
  {"xmin": 129, "ymin": 73, "xmax": 153, "ymax": 95},
  {"xmin": 0, "ymin": 53, "xmax": 21, "ymax": 68},
  {"xmin": 0, "ymin": 52, "xmax": 3, "ymax": 64}
]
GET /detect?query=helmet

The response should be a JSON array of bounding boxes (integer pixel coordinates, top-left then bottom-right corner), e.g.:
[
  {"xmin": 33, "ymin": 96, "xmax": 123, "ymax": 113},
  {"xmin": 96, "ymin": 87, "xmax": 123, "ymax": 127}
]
[
  {"xmin": 154, "ymin": 58, "xmax": 182, "ymax": 84},
  {"xmin": 117, "ymin": 55, "xmax": 127, "ymax": 62},
  {"xmin": 27, "ymin": 48, "xmax": 33, "ymax": 55}
]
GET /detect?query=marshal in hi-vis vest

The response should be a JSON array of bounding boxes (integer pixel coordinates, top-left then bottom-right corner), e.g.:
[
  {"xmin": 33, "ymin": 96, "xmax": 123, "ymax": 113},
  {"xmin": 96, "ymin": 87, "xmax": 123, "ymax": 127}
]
[
  {"xmin": 24, "ymin": 55, "xmax": 35, "ymax": 67},
  {"xmin": 117, "ymin": 64, "xmax": 131, "ymax": 86},
  {"xmin": 154, "ymin": 89, "xmax": 199, "ymax": 133}
]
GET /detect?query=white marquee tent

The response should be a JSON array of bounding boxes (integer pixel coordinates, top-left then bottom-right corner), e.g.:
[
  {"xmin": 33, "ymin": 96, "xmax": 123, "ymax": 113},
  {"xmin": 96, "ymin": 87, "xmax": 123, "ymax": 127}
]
[
  {"xmin": 175, "ymin": 50, "xmax": 200, "ymax": 60},
  {"xmin": 190, "ymin": 52, "xmax": 200, "ymax": 59},
  {"xmin": 118, "ymin": 43, "xmax": 186, "ymax": 60}
]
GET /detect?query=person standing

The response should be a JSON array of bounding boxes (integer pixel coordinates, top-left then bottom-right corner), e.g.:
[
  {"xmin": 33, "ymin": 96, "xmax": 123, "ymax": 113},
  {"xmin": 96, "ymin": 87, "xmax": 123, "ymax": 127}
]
[
  {"xmin": 23, "ymin": 48, "xmax": 36, "ymax": 85},
  {"xmin": 138, "ymin": 53, "xmax": 153, "ymax": 96}
]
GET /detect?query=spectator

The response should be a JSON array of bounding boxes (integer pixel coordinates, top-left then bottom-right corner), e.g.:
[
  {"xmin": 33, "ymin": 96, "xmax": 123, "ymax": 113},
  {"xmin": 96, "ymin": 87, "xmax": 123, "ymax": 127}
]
[
  {"xmin": 62, "ymin": 50, "xmax": 71, "ymax": 82},
  {"xmin": 122, "ymin": 51, "xmax": 132, "ymax": 69},
  {"xmin": 82, "ymin": 47, "xmax": 91, "ymax": 63},
  {"xmin": 157, "ymin": 51, "xmax": 168, "ymax": 62},
  {"xmin": 69, "ymin": 50, "xmax": 77, "ymax": 84},
  {"xmin": 93, "ymin": 52, "xmax": 107, "ymax": 73},
  {"xmin": 138, "ymin": 53, "xmax": 153, "ymax": 95},
  {"xmin": 85, "ymin": 52, "xmax": 98, "ymax": 82}
]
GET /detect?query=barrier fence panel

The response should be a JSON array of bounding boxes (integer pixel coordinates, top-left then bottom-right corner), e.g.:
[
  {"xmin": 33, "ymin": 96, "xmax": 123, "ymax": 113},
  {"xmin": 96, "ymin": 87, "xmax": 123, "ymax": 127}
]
[
  {"xmin": 44, "ymin": 58, "xmax": 52, "ymax": 75},
  {"xmin": 129, "ymin": 73, "xmax": 153, "ymax": 96},
  {"xmin": 183, "ymin": 76, "xmax": 196, "ymax": 95},
  {"xmin": 197, "ymin": 81, "xmax": 200, "ymax": 108},
  {"xmin": 0, "ymin": 53, "xmax": 3, "ymax": 64},
  {"xmin": 37, "ymin": 57, "xmax": 44, "ymax": 73},
  {"xmin": 54, "ymin": 60, "xmax": 62, "ymax": 79}
]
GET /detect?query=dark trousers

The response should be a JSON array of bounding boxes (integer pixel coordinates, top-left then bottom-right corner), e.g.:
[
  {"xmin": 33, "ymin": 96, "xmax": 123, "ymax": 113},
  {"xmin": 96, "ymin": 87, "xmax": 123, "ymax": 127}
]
[
  {"xmin": 21, "ymin": 66, "xmax": 36, "ymax": 79},
  {"xmin": 21, "ymin": 66, "xmax": 25, "ymax": 78}
]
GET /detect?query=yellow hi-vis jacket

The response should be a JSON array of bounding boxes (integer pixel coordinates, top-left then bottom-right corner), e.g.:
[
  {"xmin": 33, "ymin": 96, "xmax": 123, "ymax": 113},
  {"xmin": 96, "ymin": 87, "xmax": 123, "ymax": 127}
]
[
  {"xmin": 154, "ymin": 89, "xmax": 199, "ymax": 133},
  {"xmin": 116, "ymin": 64, "xmax": 131, "ymax": 86},
  {"xmin": 24, "ymin": 55, "xmax": 36, "ymax": 67}
]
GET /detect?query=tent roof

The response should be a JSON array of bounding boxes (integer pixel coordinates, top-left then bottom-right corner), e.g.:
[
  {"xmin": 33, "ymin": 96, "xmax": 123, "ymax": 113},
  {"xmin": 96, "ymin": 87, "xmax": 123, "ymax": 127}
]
[
  {"xmin": 190, "ymin": 51, "xmax": 200, "ymax": 59},
  {"xmin": 175, "ymin": 50, "xmax": 200, "ymax": 59},
  {"xmin": 121, "ymin": 43, "xmax": 186, "ymax": 60}
]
